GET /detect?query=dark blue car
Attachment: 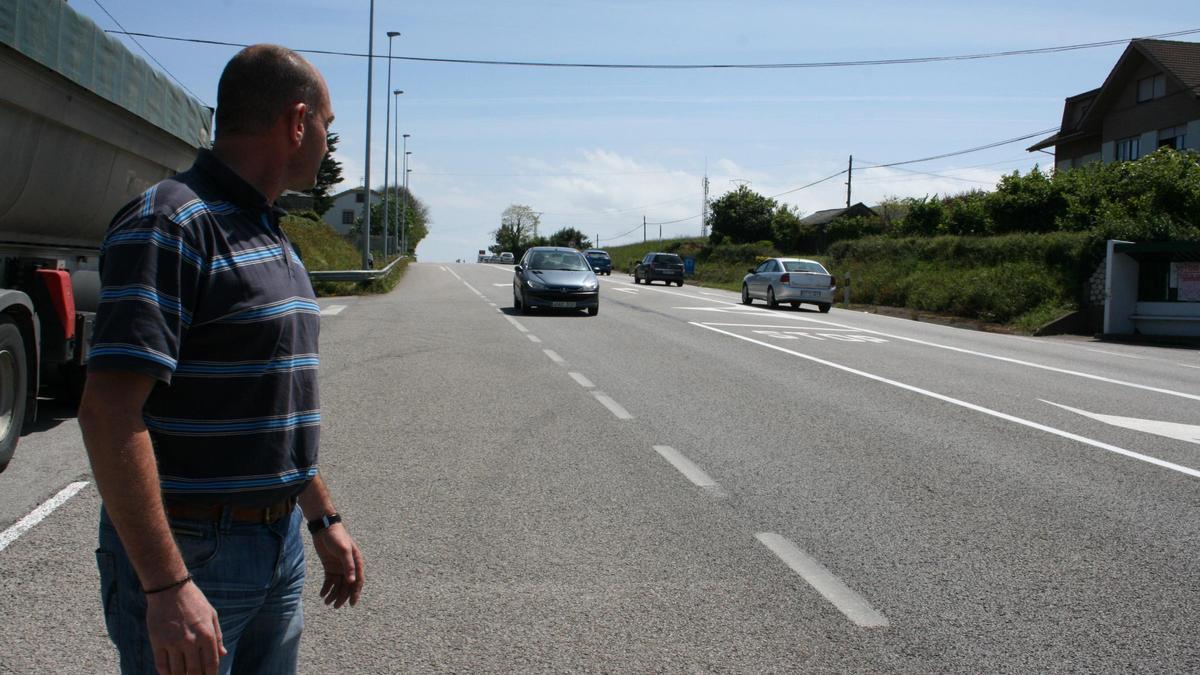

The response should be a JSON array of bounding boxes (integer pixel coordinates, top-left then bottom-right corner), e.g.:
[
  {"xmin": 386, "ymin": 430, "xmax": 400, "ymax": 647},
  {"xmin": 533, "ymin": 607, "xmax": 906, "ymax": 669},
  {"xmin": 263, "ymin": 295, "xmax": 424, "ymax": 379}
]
[{"xmin": 583, "ymin": 249, "xmax": 612, "ymax": 275}]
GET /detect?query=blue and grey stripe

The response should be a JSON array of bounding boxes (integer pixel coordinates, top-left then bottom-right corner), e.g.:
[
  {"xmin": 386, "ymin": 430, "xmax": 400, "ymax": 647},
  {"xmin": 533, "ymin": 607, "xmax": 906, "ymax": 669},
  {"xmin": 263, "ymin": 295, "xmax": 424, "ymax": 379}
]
[
  {"xmin": 144, "ymin": 410, "xmax": 322, "ymax": 436},
  {"xmin": 217, "ymin": 297, "xmax": 321, "ymax": 324},
  {"xmin": 160, "ymin": 466, "xmax": 318, "ymax": 493},
  {"xmin": 99, "ymin": 285, "xmax": 192, "ymax": 325},
  {"xmin": 89, "ymin": 343, "xmax": 178, "ymax": 370},
  {"xmin": 103, "ymin": 228, "xmax": 204, "ymax": 268},
  {"xmin": 170, "ymin": 199, "xmax": 240, "ymax": 228},
  {"xmin": 174, "ymin": 354, "xmax": 320, "ymax": 377},
  {"xmin": 209, "ymin": 245, "xmax": 286, "ymax": 273}
]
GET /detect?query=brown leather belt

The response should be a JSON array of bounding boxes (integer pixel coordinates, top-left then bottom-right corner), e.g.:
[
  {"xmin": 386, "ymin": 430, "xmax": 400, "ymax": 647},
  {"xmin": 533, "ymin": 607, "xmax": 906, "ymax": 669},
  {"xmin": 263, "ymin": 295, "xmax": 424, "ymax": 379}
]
[{"xmin": 163, "ymin": 497, "xmax": 296, "ymax": 524}]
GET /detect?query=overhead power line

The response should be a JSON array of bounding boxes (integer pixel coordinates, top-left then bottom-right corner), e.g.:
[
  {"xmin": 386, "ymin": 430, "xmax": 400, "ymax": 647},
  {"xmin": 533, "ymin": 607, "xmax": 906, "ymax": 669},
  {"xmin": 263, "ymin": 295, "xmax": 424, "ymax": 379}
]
[
  {"xmin": 92, "ymin": 1, "xmax": 206, "ymax": 104},
  {"xmin": 105, "ymin": 28, "xmax": 1200, "ymax": 70}
]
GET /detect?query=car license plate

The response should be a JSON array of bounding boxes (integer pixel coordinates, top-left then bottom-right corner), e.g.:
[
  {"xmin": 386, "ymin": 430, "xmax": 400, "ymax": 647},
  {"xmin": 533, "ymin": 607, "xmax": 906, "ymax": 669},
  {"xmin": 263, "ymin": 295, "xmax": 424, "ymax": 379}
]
[
  {"xmin": 552, "ymin": 301, "xmax": 576, "ymax": 308},
  {"xmin": 800, "ymin": 290, "xmax": 820, "ymax": 298}
]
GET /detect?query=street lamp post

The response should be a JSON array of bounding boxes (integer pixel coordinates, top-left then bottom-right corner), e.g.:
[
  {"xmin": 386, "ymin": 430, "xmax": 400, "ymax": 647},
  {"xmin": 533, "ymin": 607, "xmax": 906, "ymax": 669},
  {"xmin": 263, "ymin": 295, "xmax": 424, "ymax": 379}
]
[
  {"xmin": 398, "ymin": 90, "xmax": 408, "ymax": 253},
  {"xmin": 400, "ymin": 136, "xmax": 410, "ymax": 254},
  {"xmin": 382, "ymin": 31, "xmax": 399, "ymax": 260},
  {"xmin": 360, "ymin": 1, "xmax": 376, "ymax": 269}
]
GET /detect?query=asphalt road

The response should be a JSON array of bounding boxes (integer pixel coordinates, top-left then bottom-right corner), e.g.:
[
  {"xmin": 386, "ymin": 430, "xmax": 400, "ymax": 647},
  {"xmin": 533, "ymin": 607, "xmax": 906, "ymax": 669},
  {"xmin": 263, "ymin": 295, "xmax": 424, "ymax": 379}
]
[{"xmin": 1, "ymin": 262, "xmax": 1198, "ymax": 672}]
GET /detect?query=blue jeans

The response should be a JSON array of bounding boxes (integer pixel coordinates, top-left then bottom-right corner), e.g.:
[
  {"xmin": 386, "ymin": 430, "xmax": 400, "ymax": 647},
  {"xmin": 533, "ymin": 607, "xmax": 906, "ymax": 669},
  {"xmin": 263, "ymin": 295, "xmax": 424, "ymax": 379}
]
[{"xmin": 97, "ymin": 505, "xmax": 306, "ymax": 674}]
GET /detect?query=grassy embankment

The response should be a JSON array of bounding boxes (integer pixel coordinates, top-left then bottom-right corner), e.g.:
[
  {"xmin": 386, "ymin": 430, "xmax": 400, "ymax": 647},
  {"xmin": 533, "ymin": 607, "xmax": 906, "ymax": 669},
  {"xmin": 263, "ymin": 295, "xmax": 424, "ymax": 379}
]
[
  {"xmin": 603, "ymin": 232, "xmax": 1099, "ymax": 333},
  {"xmin": 281, "ymin": 213, "xmax": 408, "ymax": 296}
]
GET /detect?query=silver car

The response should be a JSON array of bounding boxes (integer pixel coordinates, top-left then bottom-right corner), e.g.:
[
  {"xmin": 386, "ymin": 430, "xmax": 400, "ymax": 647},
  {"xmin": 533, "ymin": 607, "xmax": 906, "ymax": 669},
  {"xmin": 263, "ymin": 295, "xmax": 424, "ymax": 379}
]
[{"xmin": 742, "ymin": 258, "xmax": 835, "ymax": 312}]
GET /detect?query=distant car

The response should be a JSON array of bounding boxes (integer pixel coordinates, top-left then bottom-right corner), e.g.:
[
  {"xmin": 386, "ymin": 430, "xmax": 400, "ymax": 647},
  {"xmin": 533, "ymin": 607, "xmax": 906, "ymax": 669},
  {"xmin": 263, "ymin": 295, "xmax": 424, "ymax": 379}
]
[
  {"xmin": 742, "ymin": 257, "xmax": 835, "ymax": 312},
  {"xmin": 583, "ymin": 249, "xmax": 612, "ymax": 275},
  {"xmin": 634, "ymin": 252, "xmax": 685, "ymax": 286},
  {"xmin": 513, "ymin": 246, "xmax": 600, "ymax": 316},
  {"xmin": 499, "ymin": 252, "xmax": 515, "ymax": 264}
]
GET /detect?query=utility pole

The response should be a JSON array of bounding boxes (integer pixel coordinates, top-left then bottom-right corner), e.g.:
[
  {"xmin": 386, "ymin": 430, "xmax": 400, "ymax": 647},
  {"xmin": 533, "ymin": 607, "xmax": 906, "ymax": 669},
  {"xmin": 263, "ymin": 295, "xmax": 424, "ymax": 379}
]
[
  {"xmin": 701, "ymin": 172, "xmax": 710, "ymax": 238},
  {"xmin": 361, "ymin": 0, "xmax": 375, "ymax": 270},
  {"xmin": 596, "ymin": 233, "xmax": 600, "ymax": 248},
  {"xmin": 659, "ymin": 223, "xmax": 662, "ymax": 241},
  {"xmin": 846, "ymin": 154, "xmax": 853, "ymax": 209},
  {"xmin": 643, "ymin": 215, "xmax": 646, "ymax": 243}
]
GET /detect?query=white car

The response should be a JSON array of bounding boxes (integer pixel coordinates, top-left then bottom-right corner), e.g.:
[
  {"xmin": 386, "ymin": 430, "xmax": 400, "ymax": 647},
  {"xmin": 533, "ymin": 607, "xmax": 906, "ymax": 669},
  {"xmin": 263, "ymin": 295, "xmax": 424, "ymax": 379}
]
[
  {"xmin": 499, "ymin": 252, "xmax": 515, "ymax": 264},
  {"xmin": 742, "ymin": 258, "xmax": 836, "ymax": 312}
]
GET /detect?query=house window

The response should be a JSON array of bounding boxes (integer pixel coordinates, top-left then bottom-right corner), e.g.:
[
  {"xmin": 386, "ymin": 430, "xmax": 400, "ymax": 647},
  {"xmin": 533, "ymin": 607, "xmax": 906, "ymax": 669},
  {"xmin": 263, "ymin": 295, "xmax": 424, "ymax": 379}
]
[
  {"xmin": 1158, "ymin": 125, "xmax": 1187, "ymax": 150},
  {"xmin": 1137, "ymin": 73, "xmax": 1166, "ymax": 103},
  {"xmin": 341, "ymin": 209, "xmax": 355, "ymax": 225},
  {"xmin": 355, "ymin": 191, "xmax": 365, "ymax": 203},
  {"xmin": 1115, "ymin": 136, "xmax": 1140, "ymax": 161}
]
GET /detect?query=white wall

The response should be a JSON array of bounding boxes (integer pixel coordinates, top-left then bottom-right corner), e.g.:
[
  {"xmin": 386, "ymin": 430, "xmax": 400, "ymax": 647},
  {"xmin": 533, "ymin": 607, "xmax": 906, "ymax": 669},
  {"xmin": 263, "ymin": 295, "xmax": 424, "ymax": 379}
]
[{"xmin": 321, "ymin": 190, "xmax": 381, "ymax": 235}]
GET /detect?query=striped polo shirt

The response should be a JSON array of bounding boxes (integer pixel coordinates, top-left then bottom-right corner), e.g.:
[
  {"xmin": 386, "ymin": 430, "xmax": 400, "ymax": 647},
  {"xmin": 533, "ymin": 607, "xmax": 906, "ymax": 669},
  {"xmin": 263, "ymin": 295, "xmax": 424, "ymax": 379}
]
[{"xmin": 89, "ymin": 149, "xmax": 320, "ymax": 505}]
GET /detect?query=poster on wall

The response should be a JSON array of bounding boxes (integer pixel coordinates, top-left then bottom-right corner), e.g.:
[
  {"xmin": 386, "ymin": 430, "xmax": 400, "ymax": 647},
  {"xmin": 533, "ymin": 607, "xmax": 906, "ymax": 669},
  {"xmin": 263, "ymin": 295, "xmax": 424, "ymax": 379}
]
[{"xmin": 1177, "ymin": 262, "xmax": 1200, "ymax": 302}]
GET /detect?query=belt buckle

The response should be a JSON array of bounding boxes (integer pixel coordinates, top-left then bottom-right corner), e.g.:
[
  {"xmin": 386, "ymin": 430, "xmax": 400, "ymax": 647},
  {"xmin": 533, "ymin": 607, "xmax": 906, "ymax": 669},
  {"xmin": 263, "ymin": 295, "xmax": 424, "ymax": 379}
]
[{"xmin": 262, "ymin": 503, "xmax": 278, "ymax": 524}]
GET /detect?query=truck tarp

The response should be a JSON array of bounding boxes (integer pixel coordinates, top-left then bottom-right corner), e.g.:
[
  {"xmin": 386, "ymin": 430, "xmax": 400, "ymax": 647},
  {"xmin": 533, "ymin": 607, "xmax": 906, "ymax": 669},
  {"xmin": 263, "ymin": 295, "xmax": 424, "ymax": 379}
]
[{"xmin": 0, "ymin": 0, "xmax": 210, "ymax": 149}]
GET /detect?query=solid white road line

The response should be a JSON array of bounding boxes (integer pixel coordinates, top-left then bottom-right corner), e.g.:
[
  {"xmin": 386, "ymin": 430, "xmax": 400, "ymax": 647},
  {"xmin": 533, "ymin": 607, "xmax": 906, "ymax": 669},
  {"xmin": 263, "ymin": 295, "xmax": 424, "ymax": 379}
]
[
  {"xmin": 592, "ymin": 392, "xmax": 633, "ymax": 419},
  {"xmin": 653, "ymin": 445, "xmax": 718, "ymax": 488},
  {"xmin": 504, "ymin": 315, "xmax": 529, "ymax": 333},
  {"xmin": 0, "ymin": 481, "xmax": 90, "ymax": 553},
  {"xmin": 492, "ymin": 283, "xmax": 509, "ymax": 287},
  {"xmin": 568, "ymin": 372, "xmax": 595, "ymax": 388},
  {"xmin": 445, "ymin": 267, "xmax": 463, "ymax": 280},
  {"xmin": 320, "ymin": 304, "xmax": 347, "ymax": 316},
  {"xmin": 694, "ymin": 323, "xmax": 1200, "ymax": 480},
  {"xmin": 543, "ymin": 349, "xmax": 565, "ymax": 365},
  {"xmin": 463, "ymin": 282, "xmax": 481, "ymax": 295},
  {"xmin": 624, "ymin": 282, "xmax": 1200, "ymax": 403},
  {"xmin": 527, "ymin": 334, "xmax": 542, "ymax": 343},
  {"xmin": 755, "ymin": 533, "xmax": 889, "ymax": 628}
]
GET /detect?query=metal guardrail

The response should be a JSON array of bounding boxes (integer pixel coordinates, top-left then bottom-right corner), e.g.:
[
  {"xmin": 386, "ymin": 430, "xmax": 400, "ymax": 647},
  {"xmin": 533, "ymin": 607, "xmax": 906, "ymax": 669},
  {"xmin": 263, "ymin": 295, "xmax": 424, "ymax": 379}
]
[{"xmin": 307, "ymin": 255, "xmax": 407, "ymax": 282}]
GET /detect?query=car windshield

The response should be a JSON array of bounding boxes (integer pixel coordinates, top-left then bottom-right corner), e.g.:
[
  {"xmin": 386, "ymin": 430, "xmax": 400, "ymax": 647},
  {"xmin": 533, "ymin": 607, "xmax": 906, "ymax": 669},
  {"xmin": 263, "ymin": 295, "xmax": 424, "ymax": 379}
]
[
  {"xmin": 528, "ymin": 251, "xmax": 590, "ymax": 271},
  {"xmin": 653, "ymin": 255, "xmax": 682, "ymax": 265},
  {"xmin": 783, "ymin": 260, "xmax": 828, "ymax": 274}
]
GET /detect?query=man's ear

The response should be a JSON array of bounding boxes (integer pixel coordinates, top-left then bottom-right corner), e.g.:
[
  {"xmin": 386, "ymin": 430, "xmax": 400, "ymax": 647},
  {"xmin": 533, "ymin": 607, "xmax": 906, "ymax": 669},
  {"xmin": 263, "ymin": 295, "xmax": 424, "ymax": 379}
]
[{"xmin": 287, "ymin": 102, "xmax": 308, "ymax": 147}]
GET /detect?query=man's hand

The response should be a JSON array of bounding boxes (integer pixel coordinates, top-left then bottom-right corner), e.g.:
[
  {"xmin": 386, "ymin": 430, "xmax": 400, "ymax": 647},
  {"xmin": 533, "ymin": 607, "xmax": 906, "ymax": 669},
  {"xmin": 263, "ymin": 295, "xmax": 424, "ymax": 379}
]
[
  {"xmin": 312, "ymin": 524, "xmax": 364, "ymax": 609},
  {"xmin": 146, "ymin": 581, "xmax": 226, "ymax": 675}
]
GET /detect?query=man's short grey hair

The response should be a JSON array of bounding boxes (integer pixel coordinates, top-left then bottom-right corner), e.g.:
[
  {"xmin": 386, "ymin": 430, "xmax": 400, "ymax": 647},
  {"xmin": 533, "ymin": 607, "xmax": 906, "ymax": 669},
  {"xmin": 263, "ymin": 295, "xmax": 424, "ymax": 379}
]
[{"xmin": 215, "ymin": 44, "xmax": 321, "ymax": 137}]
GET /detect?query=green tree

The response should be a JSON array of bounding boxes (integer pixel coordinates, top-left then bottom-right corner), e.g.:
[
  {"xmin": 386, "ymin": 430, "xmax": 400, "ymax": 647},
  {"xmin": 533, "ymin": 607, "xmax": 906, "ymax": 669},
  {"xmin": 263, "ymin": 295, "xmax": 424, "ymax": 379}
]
[
  {"xmin": 354, "ymin": 185, "xmax": 431, "ymax": 253},
  {"xmin": 304, "ymin": 132, "xmax": 343, "ymax": 216},
  {"xmin": 492, "ymin": 204, "xmax": 540, "ymax": 255},
  {"xmin": 709, "ymin": 185, "xmax": 777, "ymax": 244},
  {"xmin": 547, "ymin": 227, "xmax": 592, "ymax": 249},
  {"xmin": 770, "ymin": 204, "xmax": 807, "ymax": 252},
  {"xmin": 896, "ymin": 196, "xmax": 944, "ymax": 237},
  {"xmin": 985, "ymin": 167, "xmax": 1062, "ymax": 233}
]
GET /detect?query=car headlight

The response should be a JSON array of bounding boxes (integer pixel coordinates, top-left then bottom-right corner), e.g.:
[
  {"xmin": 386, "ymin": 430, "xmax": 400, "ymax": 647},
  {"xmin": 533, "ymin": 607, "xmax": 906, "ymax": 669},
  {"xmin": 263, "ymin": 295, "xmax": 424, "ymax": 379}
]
[
  {"xmin": 525, "ymin": 276, "xmax": 546, "ymax": 289},
  {"xmin": 581, "ymin": 279, "xmax": 598, "ymax": 290}
]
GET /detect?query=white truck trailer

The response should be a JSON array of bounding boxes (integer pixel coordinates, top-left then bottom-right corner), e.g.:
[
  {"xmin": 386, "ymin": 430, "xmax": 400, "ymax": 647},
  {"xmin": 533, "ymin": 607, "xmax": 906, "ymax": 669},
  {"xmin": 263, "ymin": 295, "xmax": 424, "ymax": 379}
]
[{"xmin": 0, "ymin": 0, "xmax": 212, "ymax": 469}]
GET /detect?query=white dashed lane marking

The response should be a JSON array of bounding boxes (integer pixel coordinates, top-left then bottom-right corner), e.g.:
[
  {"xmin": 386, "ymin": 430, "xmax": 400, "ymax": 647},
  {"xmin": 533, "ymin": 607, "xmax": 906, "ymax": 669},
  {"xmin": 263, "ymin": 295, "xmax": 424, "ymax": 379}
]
[
  {"xmin": 0, "ymin": 482, "xmax": 90, "ymax": 553},
  {"xmin": 527, "ymin": 334, "xmax": 542, "ymax": 343},
  {"xmin": 320, "ymin": 304, "xmax": 347, "ymax": 316},
  {"xmin": 756, "ymin": 533, "xmax": 889, "ymax": 628},
  {"xmin": 568, "ymin": 372, "xmax": 594, "ymax": 388},
  {"xmin": 543, "ymin": 349, "xmax": 565, "ymax": 365},
  {"xmin": 592, "ymin": 392, "xmax": 633, "ymax": 419}
]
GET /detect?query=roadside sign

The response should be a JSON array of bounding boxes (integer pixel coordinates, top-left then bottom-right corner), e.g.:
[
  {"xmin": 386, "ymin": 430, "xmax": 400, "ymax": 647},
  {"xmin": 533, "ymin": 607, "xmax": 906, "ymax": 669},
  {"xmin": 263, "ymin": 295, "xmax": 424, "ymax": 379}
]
[{"xmin": 684, "ymin": 256, "xmax": 696, "ymax": 275}]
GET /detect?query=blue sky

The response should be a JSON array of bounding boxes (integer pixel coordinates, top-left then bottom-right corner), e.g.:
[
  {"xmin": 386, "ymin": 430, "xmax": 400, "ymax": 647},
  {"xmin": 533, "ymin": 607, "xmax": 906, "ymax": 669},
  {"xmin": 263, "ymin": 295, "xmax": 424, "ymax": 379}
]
[{"xmin": 74, "ymin": 0, "xmax": 1198, "ymax": 261}]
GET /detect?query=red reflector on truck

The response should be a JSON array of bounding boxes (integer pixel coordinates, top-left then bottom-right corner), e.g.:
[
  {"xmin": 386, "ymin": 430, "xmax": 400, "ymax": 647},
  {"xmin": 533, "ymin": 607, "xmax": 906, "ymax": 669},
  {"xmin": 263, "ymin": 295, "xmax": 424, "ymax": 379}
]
[{"xmin": 34, "ymin": 269, "xmax": 76, "ymax": 339}]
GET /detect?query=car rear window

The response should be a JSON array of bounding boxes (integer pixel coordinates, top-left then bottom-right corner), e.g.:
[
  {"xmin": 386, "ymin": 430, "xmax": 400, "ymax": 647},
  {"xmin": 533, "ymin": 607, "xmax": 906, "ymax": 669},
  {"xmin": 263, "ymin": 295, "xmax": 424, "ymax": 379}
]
[
  {"xmin": 587, "ymin": 252, "xmax": 610, "ymax": 260},
  {"xmin": 783, "ymin": 260, "xmax": 828, "ymax": 274},
  {"xmin": 653, "ymin": 254, "xmax": 682, "ymax": 265}
]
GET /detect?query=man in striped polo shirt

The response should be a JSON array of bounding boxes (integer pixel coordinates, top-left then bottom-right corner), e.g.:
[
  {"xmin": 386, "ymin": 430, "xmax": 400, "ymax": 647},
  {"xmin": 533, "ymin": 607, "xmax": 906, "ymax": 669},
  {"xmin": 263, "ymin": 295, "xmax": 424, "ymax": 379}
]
[{"xmin": 80, "ymin": 45, "xmax": 364, "ymax": 674}]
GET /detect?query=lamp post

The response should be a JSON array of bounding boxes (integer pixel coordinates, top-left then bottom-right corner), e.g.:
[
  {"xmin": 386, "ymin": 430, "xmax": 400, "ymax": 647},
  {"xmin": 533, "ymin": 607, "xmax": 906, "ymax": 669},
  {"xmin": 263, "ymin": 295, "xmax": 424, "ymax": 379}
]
[
  {"xmin": 400, "ymin": 135, "xmax": 410, "ymax": 254},
  {"xmin": 382, "ymin": 31, "xmax": 399, "ymax": 259},
  {"xmin": 360, "ymin": 1, "xmax": 376, "ymax": 269},
  {"xmin": 398, "ymin": 90, "xmax": 408, "ymax": 253}
]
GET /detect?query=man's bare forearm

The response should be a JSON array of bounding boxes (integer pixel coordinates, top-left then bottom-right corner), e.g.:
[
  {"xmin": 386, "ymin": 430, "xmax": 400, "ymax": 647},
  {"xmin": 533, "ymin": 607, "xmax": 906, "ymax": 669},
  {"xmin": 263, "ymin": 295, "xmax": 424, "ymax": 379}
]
[
  {"xmin": 79, "ymin": 371, "xmax": 186, "ymax": 590},
  {"xmin": 298, "ymin": 474, "xmax": 337, "ymax": 520}
]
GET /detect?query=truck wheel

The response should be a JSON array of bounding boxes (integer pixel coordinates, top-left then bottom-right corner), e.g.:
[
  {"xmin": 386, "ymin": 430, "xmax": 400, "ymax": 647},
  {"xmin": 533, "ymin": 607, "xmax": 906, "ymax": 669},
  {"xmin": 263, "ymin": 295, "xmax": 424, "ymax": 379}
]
[{"xmin": 0, "ymin": 316, "xmax": 28, "ymax": 472}]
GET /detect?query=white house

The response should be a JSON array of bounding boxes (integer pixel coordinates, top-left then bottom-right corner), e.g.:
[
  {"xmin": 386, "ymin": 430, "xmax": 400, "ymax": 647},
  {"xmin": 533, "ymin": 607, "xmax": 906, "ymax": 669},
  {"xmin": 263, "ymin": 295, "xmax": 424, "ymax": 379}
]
[{"xmin": 322, "ymin": 188, "xmax": 383, "ymax": 235}]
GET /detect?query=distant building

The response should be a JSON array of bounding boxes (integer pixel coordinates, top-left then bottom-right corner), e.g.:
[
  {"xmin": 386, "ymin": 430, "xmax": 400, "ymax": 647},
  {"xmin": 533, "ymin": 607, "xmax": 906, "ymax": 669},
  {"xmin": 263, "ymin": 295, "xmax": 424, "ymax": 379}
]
[
  {"xmin": 798, "ymin": 202, "xmax": 877, "ymax": 229},
  {"xmin": 321, "ymin": 187, "xmax": 383, "ymax": 235},
  {"xmin": 1028, "ymin": 39, "xmax": 1200, "ymax": 171},
  {"xmin": 276, "ymin": 190, "xmax": 314, "ymax": 214}
]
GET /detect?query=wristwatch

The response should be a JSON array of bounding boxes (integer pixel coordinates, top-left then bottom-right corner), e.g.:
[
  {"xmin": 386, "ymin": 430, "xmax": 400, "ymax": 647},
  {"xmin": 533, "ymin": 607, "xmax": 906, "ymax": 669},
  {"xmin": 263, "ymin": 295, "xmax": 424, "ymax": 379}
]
[{"xmin": 307, "ymin": 513, "xmax": 342, "ymax": 534}]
